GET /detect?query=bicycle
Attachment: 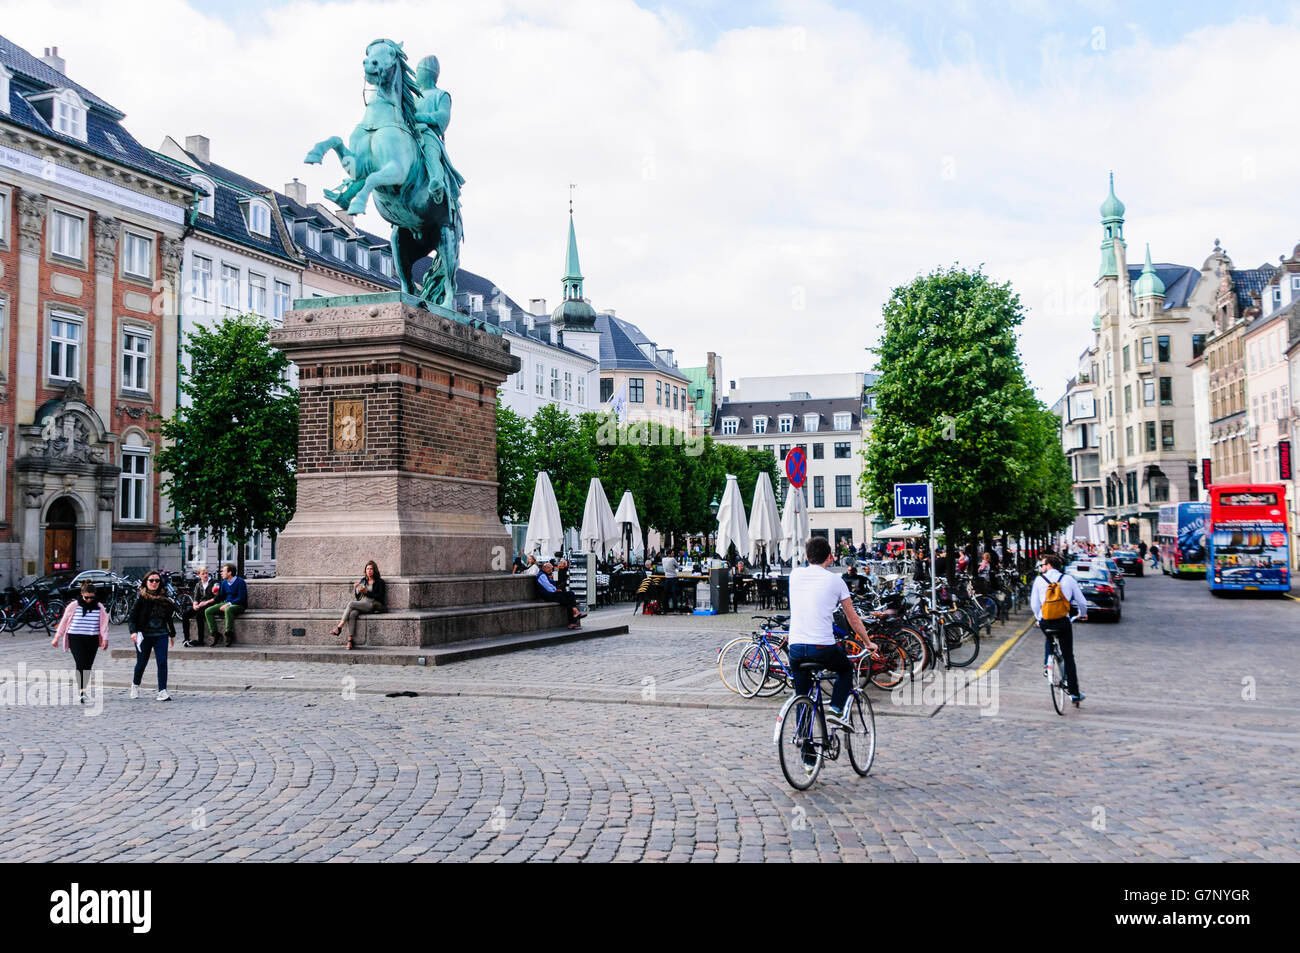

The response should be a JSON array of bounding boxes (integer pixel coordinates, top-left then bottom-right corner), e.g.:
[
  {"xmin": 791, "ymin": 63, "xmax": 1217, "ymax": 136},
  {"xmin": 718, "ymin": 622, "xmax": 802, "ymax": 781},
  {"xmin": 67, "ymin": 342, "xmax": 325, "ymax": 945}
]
[
  {"xmin": 718, "ymin": 615, "xmax": 788, "ymax": 695},
  {"xmin": 774, "ymin": 660, "xmax": 876, "ymax": 790},
  {"xmin": 1045, "ymin": 612, "xmax": 1082, "ymax": 716},
  {"xmin": 1, "ymin": 588, "xmax": 63, "ymax": 633}
]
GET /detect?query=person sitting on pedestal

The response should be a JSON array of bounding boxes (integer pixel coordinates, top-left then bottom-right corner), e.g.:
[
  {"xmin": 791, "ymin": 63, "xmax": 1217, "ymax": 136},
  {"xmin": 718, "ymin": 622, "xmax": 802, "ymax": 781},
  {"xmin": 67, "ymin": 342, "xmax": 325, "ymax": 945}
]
[
  {"xmin": 535, "ymin": 561, "xmax": 585, "ymax": 629},
  {"xmin": 331, "ymin": 560, "xmax": 387, "ymax": 651}
]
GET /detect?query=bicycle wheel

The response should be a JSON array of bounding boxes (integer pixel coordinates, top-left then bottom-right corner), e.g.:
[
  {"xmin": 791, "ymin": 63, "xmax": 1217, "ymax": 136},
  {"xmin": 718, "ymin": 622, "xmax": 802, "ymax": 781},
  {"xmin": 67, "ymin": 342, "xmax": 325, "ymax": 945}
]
[
  {"xmin": 844, "ymin": 692, "xmax": 876, "ymax": 776},
  {"xmin": 736, "ymin": 642, "xmax": 770, "ymax": 698},
  {"xmin": 0, "ymin": 608, "xmax": 14, "ymax": 633},
  {"xmin": 755, "ymin": 645, "xmax": 790, "ymax": 697},
  {"xmin": 42, "ymin": 599, "xmax": 66, "ymax": 630},
  {"xmin": 777, "ymin": 696, "xmax": 824, "ymax": 790},
  {"xmin": 1049, "ymin": 646, "xmax": 1067, "ymax": 715},
  {"xmin": 110, "ymin": 591, "xmax": 134, "ymax": 625},
  {"xmin": 893, "ymin": 625, "xmax": 928, "ymax": 675},
  {"xmin": 943, "ymin": 622, "xmax": 980, "ymax": 668},
  {"xmin": 717, "ymin": 636, "xmax": 751, "ymax": 694},
  {"xmin": 866, "ymin": 638, "xmax": 907, "ymax": 690}
]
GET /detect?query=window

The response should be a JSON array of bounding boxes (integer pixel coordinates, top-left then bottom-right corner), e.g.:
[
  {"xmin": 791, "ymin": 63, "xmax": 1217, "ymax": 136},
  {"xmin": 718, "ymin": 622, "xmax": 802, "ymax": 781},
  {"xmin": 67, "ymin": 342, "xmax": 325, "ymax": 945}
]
[
  {"xmin": 629, "ymin": 379, "xmax": 644, "ymax": 403},
  {"xmin": 331, "ymin": 236, "xmax": 345, "ymax": 259},
  {"xmin": 1126, "ymin": 471, "xmax": 1138, "ymax": 503},
  {"xmin": 0, "ymin": 66, "xmax": 9, "ymax": 117},
  {"xmin": 833, "ymin": 412, "xmax": 852, "ymax": 431},
  {"xmin": 550, "ymin": 367, "xmax": 560, "ymax": 399},
  {"xmin": 1143, "ymin": 379, "xmax": 1155, "ymax": 406},
  {"xmin": 191, "ymin": 177, "xmax": 214, "ymax": 218},
  {"xmin": 118, "ymin": 232, "xmax": 152, "ymax": 280},
  {"xmin": 1159, "ymin": 377, "xmax": 1172, "ymax": 405},
  {"xmin": 274, "ymin": 280, "xmax": 292, "ymax": 320},
  {"xmin": 53, "ymin": 91, "xmax": 86, "ymax": 140},
  {"xmin": 1106, "ymin": 391, "xmax": 1113, "ymax": 417},
  {"xmin": 812, "ymin": 475, "xmax": 824, "ymax": 508},
  {"xmin": 354, "ymin": 243, "xmax": 367, "ymax": 267},
  {"xmin": 0, "ymin": 189, "xmax": 8, "ymax": 247},
  {"xmin": 246, "ymin": 532, "xmax": 263, "ymax": 562},
  {"xmin": 1125, "ymin": 427, "xmax": 1133, "ymax": 455},
  {"xmin": 834, "ymin": 442, "xmax": 851, "ymax": 459},
  {"xmin": 1122, "ymin": 346, "xmax": 1130, "ymax": 371},
  {"xmin": 50, "ymin": 209, "xmax": 84, "ymax": 261},
  {"xmin": 1192, "ymin": 333, "xmax": 1207, "ymax": 359},
  {"xmin": 753, "ymin": 416, "xmax": 767, "ymax": 435},
  {"xmin": 119, "ymin": 450, "xmax": 148, "ymax": 522},
  {"xmin": 812, "ymin": 442, "xmax": 824, "ymax": 460},
  {"xmin": 220, "ymin": 264, "xmax": 240, "ymax": 310},
  {"xmin": 1161, "ymin": 421, "xmax": 1174, "ymax": 450},
  {"xmin": 577, "ymin": 375, "xmax": 585, "ymax": 405},
  {"xmin": 121, "ymin": 327, "xmax": 150, "ymax": 393},
  {"xmin": 672, "ymin": 386, "xmax": 678, "ymax": 410},
  {"xmin": 1145, "ymin": 421, "xmax": 1156, "ymax": 452},
  {"xmin": 248, "ymin": 273, "xmax": 267, "ymax": 316},
  {"xmin": 48, "ymin": 312, "xmax": 81, "ymax": 382},
  {"xmin": 1252, "ymin": 395, "xmax": 1259, "ymax": 426},
  {"xmin": 721, "ymin": 417, "xmax": 739, "ymax": 436},
  {"xmin": 535, "ymin": 363, "xmax": 544, "ymax": 396},
  {"xmin": 192, "ymin": 256, "xmax": 212, "ymax": 302},
  {"xmin": 1093, "ymin": 487, "xmax": 1104, "ymax": 508},
  {"xmin": 835, "ymin": 475, "xmax": 852, "ymax": 508},
  {"xmin": 778, "ymin": 415, "xmax": 793, "ymax": 433},
  {"xmin": 1271, "ymin": 389, "xmax": 1280, "ymax": 421},
  {"xmin": 379, "ymin": 255, "xmax": 394, "ymax": 278},
  {"xmin": 306, "ymin": 227, "xmax": 322, "ymax": 252},
  {"xmin": 804, "ymin": 413, "xmax": 819, "ymax": 432},
  {"xmin": 599, "ymin": 377, "xmax": 613, "ymax": 403},
  {"xmin": 563, "ymin": 371, "xmax": 573, "ymax": 402},
  {"xmin": 1141, "ymin": 338, "xmax": 1153, "ymax": 362},
  {"xmin": 1124, "ymin": 385, "xmax": 1131, "ymax": 413},
  {"xmin": 1157, "ymin": 335, "xmax": 1170, "ymax": 362},
  {"xmin": 780, "ymin": 444, "xmax": 791, "ymax": 460},
  {"xmin": 656, "ymin": 381, "xmax": 662, "ymax": 405},
  {"xmin": 1248, "ymin": 343, "xmax": 1257, "ymax": 373}
]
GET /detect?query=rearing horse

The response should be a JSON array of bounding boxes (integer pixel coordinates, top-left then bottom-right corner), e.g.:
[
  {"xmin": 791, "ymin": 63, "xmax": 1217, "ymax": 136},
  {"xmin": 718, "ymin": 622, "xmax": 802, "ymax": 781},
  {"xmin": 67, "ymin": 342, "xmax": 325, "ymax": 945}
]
[{"xmin": 304, "ymin": 39, "xmax": 461, "ymax": 309}]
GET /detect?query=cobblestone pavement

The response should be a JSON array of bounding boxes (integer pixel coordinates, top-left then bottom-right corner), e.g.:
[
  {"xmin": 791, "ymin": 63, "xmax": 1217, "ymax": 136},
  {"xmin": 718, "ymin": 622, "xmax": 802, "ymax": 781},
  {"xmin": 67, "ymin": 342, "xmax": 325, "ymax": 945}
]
[{"xmin": 1, "ymin": 575, "xmax": 1297, "ymax": 862}]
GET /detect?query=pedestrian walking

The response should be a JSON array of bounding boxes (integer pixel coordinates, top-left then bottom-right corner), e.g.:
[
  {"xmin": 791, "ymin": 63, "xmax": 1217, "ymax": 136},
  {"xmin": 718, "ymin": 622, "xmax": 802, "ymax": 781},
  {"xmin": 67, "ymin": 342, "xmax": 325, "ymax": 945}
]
[
  {"xmin": 203, "ymin": 563, "xmax": 247, "ymax": 646},
  {"xmin": 129, "ymin": 570, "xmax": 177, "ymax": 701},
  {"xmin": 330, "ymin": 559, "xmax": 387, "ymax": 650},
  {"xmin": 51, "ymin": 581, "xmax": 108, "ymax": 705},
  {"xmin": 1150, "ymin": 543, "xmax": 1160, "ymax": 569}
]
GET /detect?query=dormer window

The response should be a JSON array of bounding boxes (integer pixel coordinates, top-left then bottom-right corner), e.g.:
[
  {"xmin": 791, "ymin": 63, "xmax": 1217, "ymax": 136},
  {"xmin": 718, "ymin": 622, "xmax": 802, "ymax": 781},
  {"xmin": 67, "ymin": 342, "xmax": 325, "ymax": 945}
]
[
  {"xmin": 305, "ymin": 226, "xmax": 322, "ymax": 252},
  {"xmin": 379, "ymin": 255, "xmax": 394, "ymax": 278},
  {"xmin": 803, "ymin": 413, "xmax": 819, "ymax": 432},
  {"xmin": 778, "ymin": 414, "xmax": 793, "ymax": 433},
  {"xmin": 721, "ymin": 417, "xmax": 739, "ymax": 436},
  {"xmin": 241, "ymin": 198, "xmax": 271, "ymax": 237},
  {"xmin": 191, "ymin": 176, "xmax": 215, "ymax": 218},
  {"xmin": 753, "ymin": 416, "xmax": 767, "ymax": 435},
  {"xmin": 331, "ymin": 235, "xmax": 345, "ymax": 259},
  {"xmin": 354, "ymin": 243, "xmax": 367, "ymax": 267},
  {"xmin": 53, "ymin": 90, "xmax": 87, "ymax": 141},
  {"xmin": 0, "ymin": 65, "xmax": 11, "ymax": 116},
  {"xmin": 833, "ymin": 412, "xmax": 852, "ymax": 431}
]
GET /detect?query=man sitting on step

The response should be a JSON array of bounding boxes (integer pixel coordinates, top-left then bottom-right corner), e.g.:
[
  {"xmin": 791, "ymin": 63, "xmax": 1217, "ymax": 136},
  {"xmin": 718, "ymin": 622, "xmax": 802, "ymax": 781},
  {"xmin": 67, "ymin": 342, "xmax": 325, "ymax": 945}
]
[{"xmin": 535, "ymin": 561, "xmax": 585, "ymax": 629}]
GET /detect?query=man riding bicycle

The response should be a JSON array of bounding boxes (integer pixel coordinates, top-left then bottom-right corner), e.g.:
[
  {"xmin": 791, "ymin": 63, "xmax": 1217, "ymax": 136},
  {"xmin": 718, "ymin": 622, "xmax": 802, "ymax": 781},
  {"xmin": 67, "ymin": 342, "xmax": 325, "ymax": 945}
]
[
  {"xmin": 787, "ymin": 536, "xmax": 877, "ymax": 728},
  {"xmin": 1030, "ymin": 553, "xmax": 1088, "ymax": 703}
]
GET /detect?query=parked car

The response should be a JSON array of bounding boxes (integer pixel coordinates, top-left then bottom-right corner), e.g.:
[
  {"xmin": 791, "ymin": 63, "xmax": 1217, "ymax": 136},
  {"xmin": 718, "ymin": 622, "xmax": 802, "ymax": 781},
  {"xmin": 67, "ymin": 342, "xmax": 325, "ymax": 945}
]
[
  {"xmin": 1111, "ymin": 548, "xmax": 1145, "ymax": 577},
  {"xmin": 1067, "ymin": 564, "xmax": 1122, "ymax": 622}
]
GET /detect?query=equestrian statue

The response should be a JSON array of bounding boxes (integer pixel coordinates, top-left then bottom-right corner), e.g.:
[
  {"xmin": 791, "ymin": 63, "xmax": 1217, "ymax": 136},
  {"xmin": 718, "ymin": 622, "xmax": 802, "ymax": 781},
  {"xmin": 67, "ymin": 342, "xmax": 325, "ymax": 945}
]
[{"xmin": 305, "ymin": 39, "xmax": 465, "ymax": 309}]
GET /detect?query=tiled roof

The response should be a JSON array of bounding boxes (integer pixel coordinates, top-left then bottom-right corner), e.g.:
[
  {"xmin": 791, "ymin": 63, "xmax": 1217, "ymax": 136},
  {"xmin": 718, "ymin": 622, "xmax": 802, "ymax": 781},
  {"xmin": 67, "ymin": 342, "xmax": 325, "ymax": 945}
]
[
  {"xmin": 151, "ymin": 151, "xmax": 297, "ymax": 263},
  {"xmin": 1228, "ymin": 265, "xmax": 1278, "ymax": 311},
  {"xmin": 714, "ymin": 396, "xmax": 861, "ymax": 436},
  {"xmin": 0, "ymin": 36, "xmax": 190, "ymax": 191},
  {"xmin": 1126, "ymin": 263, "xmax": 1200, "ymax": 310},
  {"xmin": 275, "ymin": 192, "xmax": 399, "ymax": 288},
  {"xmin": 593, "ymin": 313, "xmax": 690, "ymax": 381}
]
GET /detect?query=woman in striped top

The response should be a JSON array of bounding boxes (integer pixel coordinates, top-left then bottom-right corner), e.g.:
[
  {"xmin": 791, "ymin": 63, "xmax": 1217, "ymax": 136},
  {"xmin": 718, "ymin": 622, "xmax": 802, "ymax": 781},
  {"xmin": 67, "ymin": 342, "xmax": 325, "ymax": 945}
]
[{"xmin": 51, "ymin": 582, "xmax": 109, "ymax": 705}]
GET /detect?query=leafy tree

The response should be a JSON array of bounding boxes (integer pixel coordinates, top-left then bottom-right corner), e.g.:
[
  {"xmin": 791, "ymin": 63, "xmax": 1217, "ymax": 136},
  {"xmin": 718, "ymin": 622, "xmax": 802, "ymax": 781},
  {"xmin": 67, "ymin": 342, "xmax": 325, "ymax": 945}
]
[
  {"xmin": 529, "ymin": 404, "xmax": 596, "ymax": 530},
  {"xmin": 155, "ymin": 315, "xmax": 298, "ymax": 577},
  {"xmin": 495, "ymin": 404, "xmax": 534, "ymax": 523},
  {"xmin": 862, "ymin": 266, "xmax": 1033, "ymax": 570}
]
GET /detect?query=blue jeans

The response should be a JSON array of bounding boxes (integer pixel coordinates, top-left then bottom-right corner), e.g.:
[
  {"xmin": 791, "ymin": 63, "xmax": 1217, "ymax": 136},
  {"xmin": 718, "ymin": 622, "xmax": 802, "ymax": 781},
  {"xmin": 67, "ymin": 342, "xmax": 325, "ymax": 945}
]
[
  {"xmin": 133, "ymin": 634, "xmax": 170, "ymax": 691},
  {"xmin": 788, "ymin": 643, "xmax": 853, "ymax": 713}
]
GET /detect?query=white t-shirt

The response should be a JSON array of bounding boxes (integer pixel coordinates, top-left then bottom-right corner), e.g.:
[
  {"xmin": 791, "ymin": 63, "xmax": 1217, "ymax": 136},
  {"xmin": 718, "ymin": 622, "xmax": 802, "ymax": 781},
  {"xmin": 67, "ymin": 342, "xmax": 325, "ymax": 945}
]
[
  {"xmin": 662, "ymin": 557, "xmax": 678, "ymax": 578},
  {"xmin": 787, "ymin": 564, "xmax": 851, "ymax": 646}
]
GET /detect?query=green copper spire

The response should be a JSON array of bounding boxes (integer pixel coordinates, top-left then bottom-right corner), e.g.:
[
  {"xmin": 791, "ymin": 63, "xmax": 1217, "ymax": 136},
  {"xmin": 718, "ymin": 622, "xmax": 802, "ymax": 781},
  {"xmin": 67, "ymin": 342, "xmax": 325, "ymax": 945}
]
[
  {"xmin": 1134, "ymin": 244, "xmax": 1166, "ymax": 299},
  {"xmin": 563, "ymin": 212, "xmax": 583, "ymax": 300},
  {"xmin": 1098, "ymin": 171, "xmax": 1126, "ymax": 279}
]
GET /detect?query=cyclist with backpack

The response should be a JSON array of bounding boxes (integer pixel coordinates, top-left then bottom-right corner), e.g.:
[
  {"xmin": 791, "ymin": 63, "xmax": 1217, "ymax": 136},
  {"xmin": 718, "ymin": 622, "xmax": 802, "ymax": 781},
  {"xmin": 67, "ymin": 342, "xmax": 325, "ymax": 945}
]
[{"xmin": 1030, "ymin": 553, "xmax": 1088, "ymax": 704}]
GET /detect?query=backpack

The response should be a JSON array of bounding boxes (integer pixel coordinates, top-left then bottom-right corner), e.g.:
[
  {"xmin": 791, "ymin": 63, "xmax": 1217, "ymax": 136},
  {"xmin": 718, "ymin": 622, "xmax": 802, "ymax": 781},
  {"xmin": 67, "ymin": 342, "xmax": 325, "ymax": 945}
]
[{"xmin": 1040, "ymin": 573, "xmax": 1070, "ymax": 621}]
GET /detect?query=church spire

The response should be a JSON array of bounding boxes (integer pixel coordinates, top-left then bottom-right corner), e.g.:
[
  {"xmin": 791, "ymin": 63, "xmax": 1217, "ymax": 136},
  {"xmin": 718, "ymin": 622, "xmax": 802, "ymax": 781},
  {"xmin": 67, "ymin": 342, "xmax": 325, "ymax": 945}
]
[
  {"xmin": 1098, "ymin": 171, "xmax": 1126, "ymax": 279},
  {"xmin": 563, "ymin": 211, "xmax": 583, "ymax": 301}
]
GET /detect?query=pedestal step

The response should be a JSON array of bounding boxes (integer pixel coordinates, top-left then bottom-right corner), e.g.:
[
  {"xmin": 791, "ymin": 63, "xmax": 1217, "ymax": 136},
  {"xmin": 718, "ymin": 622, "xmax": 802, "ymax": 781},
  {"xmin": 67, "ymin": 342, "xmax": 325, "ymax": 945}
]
[
  {"xmin": 231, "ymin": 600, "xmax": 571, "ymax": 647},
  {"xmin": 110, "ymin": 622, "xmax": 628, "ymax": 667}
]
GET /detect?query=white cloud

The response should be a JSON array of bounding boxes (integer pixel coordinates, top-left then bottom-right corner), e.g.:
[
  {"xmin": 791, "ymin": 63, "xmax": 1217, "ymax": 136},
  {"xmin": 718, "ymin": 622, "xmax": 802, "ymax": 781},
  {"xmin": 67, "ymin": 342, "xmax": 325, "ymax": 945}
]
[{"xmin": 4, "ymin": 0, "xmax": 1299, "ymax": 401}]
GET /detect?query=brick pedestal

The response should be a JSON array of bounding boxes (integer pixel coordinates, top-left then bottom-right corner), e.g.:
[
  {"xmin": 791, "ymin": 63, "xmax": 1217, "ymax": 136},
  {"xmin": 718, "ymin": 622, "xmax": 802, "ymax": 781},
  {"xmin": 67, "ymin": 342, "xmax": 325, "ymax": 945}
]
[{"xmin": 236, "ymin": 295, "xmax": 567, "ymax": 648}]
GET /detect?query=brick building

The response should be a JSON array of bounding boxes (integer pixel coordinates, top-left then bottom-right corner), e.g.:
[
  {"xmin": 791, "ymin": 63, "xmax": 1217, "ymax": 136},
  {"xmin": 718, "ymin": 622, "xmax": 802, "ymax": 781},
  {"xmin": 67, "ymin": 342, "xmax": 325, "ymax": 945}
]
[{"xmin": 1, "ymin": 38, "xmax": 191, "ymax": 584}]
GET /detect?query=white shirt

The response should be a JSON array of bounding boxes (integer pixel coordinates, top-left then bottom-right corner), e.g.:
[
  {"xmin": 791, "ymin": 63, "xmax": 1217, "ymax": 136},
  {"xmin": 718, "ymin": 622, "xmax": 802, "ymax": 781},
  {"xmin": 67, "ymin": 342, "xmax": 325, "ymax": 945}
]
[
  {"xmin": 1030, "ymin": 569, "xmax": 1088, "ymax": 621},
  {"xmin": 787, "ymin": 564, "xmax": 851, "ymax": 646},
  {"xmin": 661, "ymin": 557, "xmax": 678, "ymax": 578}
]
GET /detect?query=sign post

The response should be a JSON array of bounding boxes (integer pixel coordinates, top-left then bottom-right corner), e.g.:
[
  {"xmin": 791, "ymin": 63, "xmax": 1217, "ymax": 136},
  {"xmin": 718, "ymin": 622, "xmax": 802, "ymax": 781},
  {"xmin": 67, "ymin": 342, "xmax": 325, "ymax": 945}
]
[{"xmin": 894, "ymin": 482, "xmax": 936, "ymax": 612}]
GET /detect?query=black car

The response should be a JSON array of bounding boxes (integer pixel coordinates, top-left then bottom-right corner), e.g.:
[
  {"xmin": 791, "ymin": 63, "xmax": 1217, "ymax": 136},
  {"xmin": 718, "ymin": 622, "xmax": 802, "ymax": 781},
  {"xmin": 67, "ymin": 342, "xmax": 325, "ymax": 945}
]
[
  {"xmin": 1067, "ymin": 565, "xmax": 1122, "ymax": 622},
  {"xmin": 1111, "ymin": 549, "xmax": 1144, "ymax": 577}
]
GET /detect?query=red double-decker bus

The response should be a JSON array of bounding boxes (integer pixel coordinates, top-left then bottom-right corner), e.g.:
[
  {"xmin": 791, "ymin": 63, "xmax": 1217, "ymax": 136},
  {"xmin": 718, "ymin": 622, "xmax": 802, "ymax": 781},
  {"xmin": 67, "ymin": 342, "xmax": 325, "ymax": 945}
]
[{"xmin": 1206, "ymin": 484, "xmax": 1290, "ymax": 593}]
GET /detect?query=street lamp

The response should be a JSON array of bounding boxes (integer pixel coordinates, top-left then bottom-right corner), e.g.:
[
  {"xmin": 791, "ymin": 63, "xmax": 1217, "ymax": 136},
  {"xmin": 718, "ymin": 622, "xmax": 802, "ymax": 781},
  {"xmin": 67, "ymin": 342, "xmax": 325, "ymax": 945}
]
[{"xmin": 708, "ymin": 495, "xmax": 720, "ymax": 560}]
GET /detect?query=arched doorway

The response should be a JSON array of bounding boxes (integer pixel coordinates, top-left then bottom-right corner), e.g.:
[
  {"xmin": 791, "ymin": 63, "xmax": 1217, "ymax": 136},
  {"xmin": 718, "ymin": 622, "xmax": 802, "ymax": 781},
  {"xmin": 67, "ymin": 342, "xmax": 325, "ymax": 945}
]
[{"xmin": 44, "ymin": 497, "xmax": 79, "ymax": 574}]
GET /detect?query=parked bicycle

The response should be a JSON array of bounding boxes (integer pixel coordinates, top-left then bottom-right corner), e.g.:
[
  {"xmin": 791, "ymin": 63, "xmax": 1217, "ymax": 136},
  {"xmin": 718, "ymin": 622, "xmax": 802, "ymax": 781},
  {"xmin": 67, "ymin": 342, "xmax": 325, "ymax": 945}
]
[{"xmin": 1, "ymin": 586, "xmax": 64, "ymax": 634}]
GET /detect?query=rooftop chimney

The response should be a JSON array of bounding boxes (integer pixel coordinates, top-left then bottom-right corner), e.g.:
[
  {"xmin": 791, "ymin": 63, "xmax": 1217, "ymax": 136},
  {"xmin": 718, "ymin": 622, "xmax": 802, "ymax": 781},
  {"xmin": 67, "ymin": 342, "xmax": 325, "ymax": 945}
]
[
  {"xmin": 41, "ymin": 47, "xmax": 66, "ymax": 74},
  {"xmin": 284, "ymin": 178, "xmax": 308, "ymax": 205},
  {"xmin": 529, "ymin": 298, "xmax": 547, "ymax": 315},
  {"xmin": 185, "ymin": 134, "xmax": 210, "ymax": 164}
]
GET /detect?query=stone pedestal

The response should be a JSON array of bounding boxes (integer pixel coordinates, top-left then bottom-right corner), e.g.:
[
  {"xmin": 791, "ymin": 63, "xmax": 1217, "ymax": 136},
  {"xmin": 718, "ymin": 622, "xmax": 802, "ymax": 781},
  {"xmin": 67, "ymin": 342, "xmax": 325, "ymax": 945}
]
[{"xmin": 236, "ymin": 295, "xmax": 568, "ymax": 647}]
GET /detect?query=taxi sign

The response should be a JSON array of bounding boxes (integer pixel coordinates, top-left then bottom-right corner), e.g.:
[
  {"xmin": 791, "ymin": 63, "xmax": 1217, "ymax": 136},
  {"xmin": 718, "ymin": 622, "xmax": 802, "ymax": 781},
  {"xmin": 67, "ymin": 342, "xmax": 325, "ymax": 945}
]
[{"xmin": 894, "ymin": 482, "xmax": 932, "ymax": 520}]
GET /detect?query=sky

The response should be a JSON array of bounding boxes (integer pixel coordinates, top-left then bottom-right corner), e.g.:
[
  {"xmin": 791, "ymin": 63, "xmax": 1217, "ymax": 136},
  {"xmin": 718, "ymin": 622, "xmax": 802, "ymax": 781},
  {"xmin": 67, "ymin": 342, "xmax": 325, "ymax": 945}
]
[{"xmin": 4, "ymin": 0, "xmax": 1300, "ymax": 401}]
